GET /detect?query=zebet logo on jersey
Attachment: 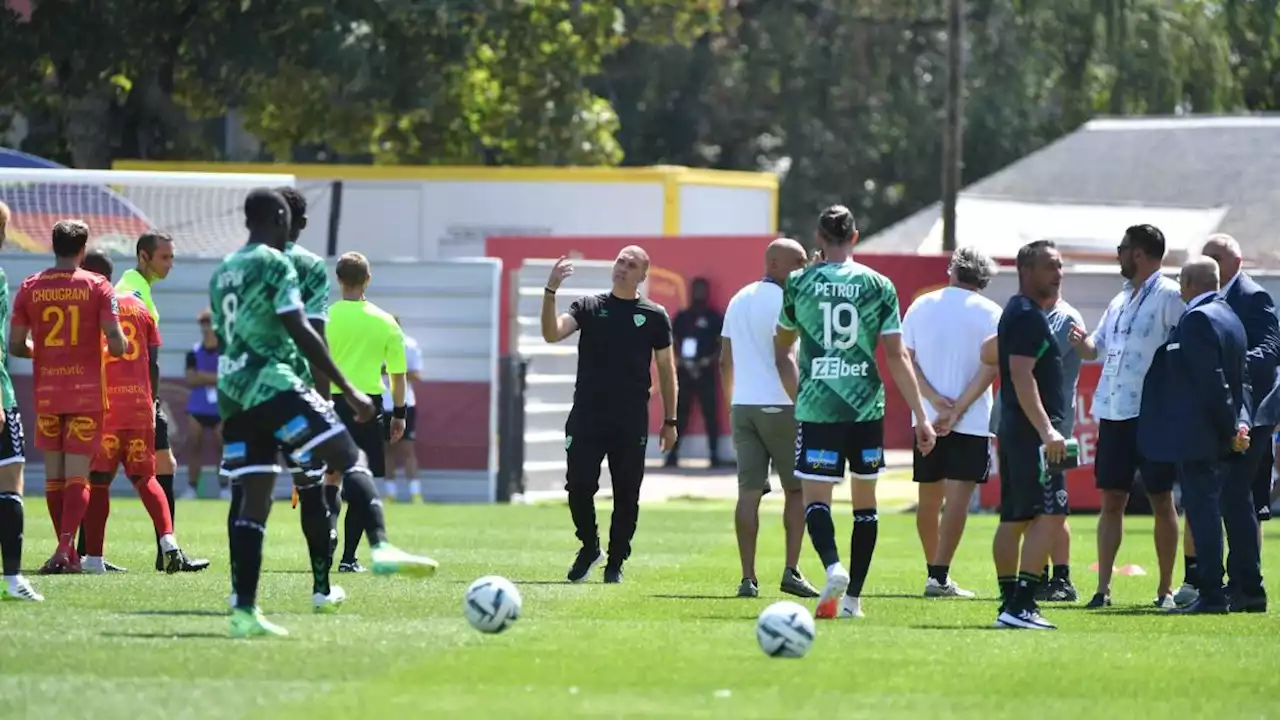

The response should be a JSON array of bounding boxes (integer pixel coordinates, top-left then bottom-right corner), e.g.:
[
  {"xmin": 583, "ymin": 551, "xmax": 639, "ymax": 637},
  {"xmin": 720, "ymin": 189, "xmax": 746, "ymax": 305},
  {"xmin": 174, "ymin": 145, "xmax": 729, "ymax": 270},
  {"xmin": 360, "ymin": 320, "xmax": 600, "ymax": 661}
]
[{"xmin": 810, "ymin": 357, "xmax": 870, "ymax": 380}]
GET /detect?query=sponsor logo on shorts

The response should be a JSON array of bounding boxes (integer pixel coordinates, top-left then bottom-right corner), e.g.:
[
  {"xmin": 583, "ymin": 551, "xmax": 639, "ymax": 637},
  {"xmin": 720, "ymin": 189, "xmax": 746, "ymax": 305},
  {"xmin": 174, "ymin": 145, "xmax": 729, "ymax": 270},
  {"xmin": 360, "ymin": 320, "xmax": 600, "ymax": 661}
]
[
  {"xmin": 224, "ymin": 441, "xmax": 248, "ymax": 463},
  {"xmin": 1056, "ymin": 489, "xmax": 1069, "ymax": 508},
  {"xmin": 67, "ymin": 415, "xmax": 97, "ymax": 442},
  {"xmin": 275, "ymin": 415, "xmax": 310, "ymax": 445},
  {"xmin": 861, "ymin": 447, "xmax": 883, "ymax": 469},
  {"xmin": 805, "ymin": 449, "xmax": 839, "ymax": 470},
  {"xmin": 127, "ymin": 438, "xmax": 148, "ymax": 463},
  {"xmin": 36, "ymin": 414, "xmax": 61, "ymax": 438},
  {"xmin": 100, "ymin": 434, "xmax": 120, "ymax": 458}
]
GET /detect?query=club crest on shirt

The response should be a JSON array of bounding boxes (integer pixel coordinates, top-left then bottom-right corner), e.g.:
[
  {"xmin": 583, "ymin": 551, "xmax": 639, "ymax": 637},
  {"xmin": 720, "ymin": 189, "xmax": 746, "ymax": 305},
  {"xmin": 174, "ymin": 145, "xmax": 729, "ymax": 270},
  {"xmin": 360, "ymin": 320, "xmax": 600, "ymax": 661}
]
[{"xmin": 633, "ymin": 314, "xmax": 646, "ymax": 327}]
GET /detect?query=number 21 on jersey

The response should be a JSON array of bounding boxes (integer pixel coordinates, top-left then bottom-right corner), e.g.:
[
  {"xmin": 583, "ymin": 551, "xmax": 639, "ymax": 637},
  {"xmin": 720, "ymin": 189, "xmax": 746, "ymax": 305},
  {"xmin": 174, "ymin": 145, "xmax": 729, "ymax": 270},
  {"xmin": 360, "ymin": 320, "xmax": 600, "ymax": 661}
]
[
  {"xmin": 818, "ymin": 301, "xmax": 859, "ymax": 350},
  {"xmin": 41, "ymin": 304, "xmax": 80, "ymax": 347}
]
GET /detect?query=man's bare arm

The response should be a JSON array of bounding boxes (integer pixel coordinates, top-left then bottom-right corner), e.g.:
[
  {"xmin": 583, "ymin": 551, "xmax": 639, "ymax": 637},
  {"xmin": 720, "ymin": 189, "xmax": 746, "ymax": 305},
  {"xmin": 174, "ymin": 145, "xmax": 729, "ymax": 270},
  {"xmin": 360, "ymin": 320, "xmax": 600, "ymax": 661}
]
[
  {"xmin": 7, "ymin": 325, "xmax": 32, "ymax": 360},
  {"xmin": 1009, "ymin": 355, "xmax": 1054, "ymax": 440},
  {"xmin": 541, "ymin": 292, "xmax": 579, "ymax": 343},
  {"xmin": 309, "ymin": 318, "xmax": 330, "ymax": 402},
  {"xmin": 882, "ymin": 334, "xmax": 931, "ymax": 423},
  {"xmin": 103, "ymin": 318, "xmax": 125, "ymax": 358},
  {"xmin": 774, "ymin": 327, "xmax": 799, "ymax": 402},
  {"xmin": 909, "ymin": 348, "xmax": 949, "ymax": 407},
  {"xmin": 719, "ymin": 337, "xmax": 734, "ymax": 411},
  {"xmin": 655, "ymin": 346, "xmax": 678, "ymax": 419}
]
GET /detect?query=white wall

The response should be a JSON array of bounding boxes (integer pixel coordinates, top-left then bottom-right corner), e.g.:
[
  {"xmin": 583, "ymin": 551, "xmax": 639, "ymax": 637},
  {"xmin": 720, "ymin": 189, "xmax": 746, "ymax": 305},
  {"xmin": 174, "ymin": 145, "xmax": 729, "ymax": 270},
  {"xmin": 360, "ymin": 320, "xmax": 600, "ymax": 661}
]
[{"xmin": 678, "ymin": 185, "xmax": 774, "ymax": 234}]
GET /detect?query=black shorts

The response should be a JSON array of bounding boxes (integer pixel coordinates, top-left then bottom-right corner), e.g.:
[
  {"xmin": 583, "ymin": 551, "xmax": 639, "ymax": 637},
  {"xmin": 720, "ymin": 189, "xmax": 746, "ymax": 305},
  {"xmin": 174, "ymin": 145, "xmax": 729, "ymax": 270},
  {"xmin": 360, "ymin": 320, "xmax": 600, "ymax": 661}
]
[
  {"xmin": 794, "ymin": 420, "xmax": 885, "ymax": 482},
  {"xmin": 334, "ymin": 393, "xmax": 387, "ymax": 479},
  {"xmin": 190, "ymin": 413, "xmax": 222, "ymax": 430},
  {"xmin": 997, "ymin": 433, "xmax": 1069, "ymax": 522},
  {"xmin": 385, "ymin": 404, "xmax": 417, "ymax": 441},
  {"xmin": 1250, "ymin": 426, "xmax": 1274, "ymax": 522},
  {"xmin": 913, "ymin": 431, "xmax": 991, "ymax": 484},
  {"xmin": 220, "ymin": 388, "xmax": 346, "ymax": 481},
  {"xmin": 1095, "ymin": 418, "xmax": 1176, "ymax": 494},
  {"xmin": 154, "ymin": 404, "xmax": 171, "ymax": 451},
  {"xmin": 0, "ymin": 407, "xmax": 25, "ymax": 467}
]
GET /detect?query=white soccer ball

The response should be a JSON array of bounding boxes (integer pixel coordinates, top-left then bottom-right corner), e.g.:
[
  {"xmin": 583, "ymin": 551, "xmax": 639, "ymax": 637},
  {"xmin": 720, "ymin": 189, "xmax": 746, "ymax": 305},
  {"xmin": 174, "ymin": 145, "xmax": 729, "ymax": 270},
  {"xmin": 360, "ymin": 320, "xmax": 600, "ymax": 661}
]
[
  {"xmin": 463, "ymin": 575, "xmax": 522, "ymax": 633},
  {"xmin": 756, "ymin": 600, "xmax": 816, "ymax": 658}
]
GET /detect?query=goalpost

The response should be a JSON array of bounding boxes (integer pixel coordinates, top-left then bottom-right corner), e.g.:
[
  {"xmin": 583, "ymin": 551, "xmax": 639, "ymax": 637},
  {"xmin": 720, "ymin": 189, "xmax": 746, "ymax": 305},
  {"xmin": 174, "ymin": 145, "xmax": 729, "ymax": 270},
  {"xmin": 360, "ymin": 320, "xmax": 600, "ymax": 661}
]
[{"xmin": 0, "ymin": 168, "xmax": 299, "ymax": 257}]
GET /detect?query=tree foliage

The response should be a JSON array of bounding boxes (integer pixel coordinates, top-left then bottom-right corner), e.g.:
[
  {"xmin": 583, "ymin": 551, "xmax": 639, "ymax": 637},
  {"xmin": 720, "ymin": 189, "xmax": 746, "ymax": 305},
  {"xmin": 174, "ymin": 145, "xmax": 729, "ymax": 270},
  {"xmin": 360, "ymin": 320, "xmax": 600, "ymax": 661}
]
[{"xmin": 2, "ymin": 0, "xmax": 1278, "ymax": 238}]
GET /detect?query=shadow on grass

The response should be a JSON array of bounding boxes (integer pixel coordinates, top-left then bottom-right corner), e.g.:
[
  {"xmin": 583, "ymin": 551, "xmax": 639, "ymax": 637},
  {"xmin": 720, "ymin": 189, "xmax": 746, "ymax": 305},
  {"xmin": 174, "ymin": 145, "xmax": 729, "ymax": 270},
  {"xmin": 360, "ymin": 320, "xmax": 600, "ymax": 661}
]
[
  {"xmin": 101, "ymin": 631, "xmax": 229, "ymax": 640},
  {"xmin": 649, "ymin": 594, "xmax": 742, "ymax": 600},
  {"xmin": 127, "ymin": 609, "xmax": 229, "ymax": 617},
  {"xmin": 1094, "ymin": 607, "xmax": 1178, "ymax": 616},
  {"xmin": 910, "ymin": 624, "xmax": 1007, "ymax": 631},
  {"xmin": 694, "ymin": 614, "xmax": 761, "ymax": 621}
]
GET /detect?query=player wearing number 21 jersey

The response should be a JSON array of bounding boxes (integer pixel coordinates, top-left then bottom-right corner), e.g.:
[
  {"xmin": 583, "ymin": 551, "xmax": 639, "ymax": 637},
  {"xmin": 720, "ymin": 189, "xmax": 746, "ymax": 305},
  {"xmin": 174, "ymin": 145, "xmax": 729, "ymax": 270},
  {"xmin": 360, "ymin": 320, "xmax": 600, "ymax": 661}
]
[
  {"xmin": 775, "ymin": 205, "xmax": 935, "ymax": 622},
  {"xmin": 9, "ymin": 219, "xmax": 125, "ymax": 574}
]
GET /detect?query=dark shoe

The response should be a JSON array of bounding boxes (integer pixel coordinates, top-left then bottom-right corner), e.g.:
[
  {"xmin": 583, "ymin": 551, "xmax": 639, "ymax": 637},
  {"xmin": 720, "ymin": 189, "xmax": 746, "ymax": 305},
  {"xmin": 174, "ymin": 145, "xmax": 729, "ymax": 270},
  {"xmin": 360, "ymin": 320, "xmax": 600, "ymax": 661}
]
[
  {"xmin": 736, "ymin": 578, "xmax": 759, "ymax": 598},
  {"xmin": 1168, "ymin": 598, "xmax": 1229, "ymax": 614},
  {"xmin": 566, "ymin": 546, "xmax": 604, "ymax": 583},
  {"xmin": 1044, "ymin": 578, "xmax": 1079, "ymax": 603},
  {"xmin": 1229, "ymin": 590, "xmax": 1268, "ymax": 614},
  {"xmin": 103, "ymin": 559, "xmax": 128, "ymax": 573},
  {"xmin": 780, "ymin": 567, "xmax": 820, "ymax": 598},
  {"xmin": 1085, "ymin": 592, "xmax": 1111, "ymax": 609},
  {"xmin": 603, "ymin": 564, "xmax": 624, "ymax": 584},
  {"xmin": 338, "ymin": 561, "xmax": 366, "ymax": 573}
]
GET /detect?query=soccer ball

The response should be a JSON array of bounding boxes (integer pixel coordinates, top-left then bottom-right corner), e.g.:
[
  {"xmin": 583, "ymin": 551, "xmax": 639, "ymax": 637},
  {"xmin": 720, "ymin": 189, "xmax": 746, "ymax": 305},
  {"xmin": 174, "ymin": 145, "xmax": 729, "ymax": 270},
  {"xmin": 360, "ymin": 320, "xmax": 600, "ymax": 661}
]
[
  {"xmin": 463, "ymin": 575, "xmax": 522, "ymax": 633},
  {"xmin": 756, "ymin": 601, "xmax": 816, "ymax": 658}
]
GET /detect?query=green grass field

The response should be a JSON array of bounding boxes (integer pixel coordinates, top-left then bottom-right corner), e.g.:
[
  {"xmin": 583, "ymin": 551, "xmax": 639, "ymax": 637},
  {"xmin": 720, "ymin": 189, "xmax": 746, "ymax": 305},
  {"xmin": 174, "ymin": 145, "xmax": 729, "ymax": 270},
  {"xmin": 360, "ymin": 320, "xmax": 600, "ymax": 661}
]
[{"xmin": 3, "ymin": 498, "xmax": 1279, "ymax": 719}]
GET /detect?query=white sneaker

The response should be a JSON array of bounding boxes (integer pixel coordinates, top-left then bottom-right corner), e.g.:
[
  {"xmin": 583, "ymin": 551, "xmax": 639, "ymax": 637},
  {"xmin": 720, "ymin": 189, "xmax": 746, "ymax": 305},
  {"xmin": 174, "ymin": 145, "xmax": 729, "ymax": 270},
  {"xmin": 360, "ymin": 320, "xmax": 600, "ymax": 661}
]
[
  {"xmin": 1173, "ymin": 583, "xmax": 1200, "ymax": 607},
  {"xmin": 408, "ymin": 480, "xmax": 422, "ymax": 501},
  {"xmin": 81, "ymin": 556, "xmax": 107, "ymax": 575},
  {"xmin": 4, "ymin": 575, "xmax": 44, "ymax": 602},
  {"xmin": 924, "ymin": 577, "xmax": 975, "ymax": 598},
  {"xmin": 1154, "ymin": 593, "xmax": 1177, "ymax": 610},
  {"xmin": 839, "ymin": 595, "xmax": 865, "ymax": 618},
  {"xmin": 313, "ymin": 586, "xmax": 346, "ymax": 613},
  {"xmin": 996, "ymin": 607, "xmax": 1057, "ymax": 630},
  {"xmin": 814, "ymin": 563, "xmax": 850, "ymax": 620},
  {"xmin": 181, "ymin": 487, "xmax": 197, "ymax": 500}
]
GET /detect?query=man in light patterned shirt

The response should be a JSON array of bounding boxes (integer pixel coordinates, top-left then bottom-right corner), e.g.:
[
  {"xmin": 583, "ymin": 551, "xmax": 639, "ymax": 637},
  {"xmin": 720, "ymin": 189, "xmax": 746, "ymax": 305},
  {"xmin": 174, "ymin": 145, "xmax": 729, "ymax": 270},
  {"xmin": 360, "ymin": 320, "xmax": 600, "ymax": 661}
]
[{"xmin": 1083, "ymin": 224, "xmax": 1185, "ymax": 609}]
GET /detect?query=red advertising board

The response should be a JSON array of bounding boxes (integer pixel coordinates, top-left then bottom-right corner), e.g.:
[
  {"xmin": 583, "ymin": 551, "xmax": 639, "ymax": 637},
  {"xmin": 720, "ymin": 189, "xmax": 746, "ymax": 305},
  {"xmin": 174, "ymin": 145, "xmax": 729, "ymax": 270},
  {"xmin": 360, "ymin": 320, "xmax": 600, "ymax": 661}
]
[
  {"xmin": 979, "ymin": 362, "xmax": 1104, "ymax": 512},
  {"xmin": 486, "ymin": 234, "xmax": 951, "ymax": 447}
]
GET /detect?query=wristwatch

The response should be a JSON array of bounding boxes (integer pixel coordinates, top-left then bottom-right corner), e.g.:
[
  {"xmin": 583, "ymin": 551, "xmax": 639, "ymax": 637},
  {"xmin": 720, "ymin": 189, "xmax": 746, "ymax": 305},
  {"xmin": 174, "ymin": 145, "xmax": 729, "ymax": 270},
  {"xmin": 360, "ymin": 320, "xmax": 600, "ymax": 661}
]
[{"xmin": 663, "ymin": 418, "xmax": 678, "ymax": 428}]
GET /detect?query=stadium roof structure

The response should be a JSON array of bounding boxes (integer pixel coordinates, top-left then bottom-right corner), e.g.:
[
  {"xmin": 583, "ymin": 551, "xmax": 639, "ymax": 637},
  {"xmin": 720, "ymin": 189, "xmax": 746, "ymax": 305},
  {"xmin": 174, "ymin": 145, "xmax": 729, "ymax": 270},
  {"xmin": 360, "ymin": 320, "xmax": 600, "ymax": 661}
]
[{"xmin": 858, "ymin": 115, "xmax": 1280, "ymax": 265}]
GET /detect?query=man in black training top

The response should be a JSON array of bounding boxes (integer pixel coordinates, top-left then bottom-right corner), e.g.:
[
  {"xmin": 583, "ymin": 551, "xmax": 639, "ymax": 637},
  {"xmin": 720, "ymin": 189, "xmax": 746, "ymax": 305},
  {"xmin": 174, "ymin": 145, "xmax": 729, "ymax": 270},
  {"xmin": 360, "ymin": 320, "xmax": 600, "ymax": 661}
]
[
  {"xmin": 993, "ymin": 240, "xmax": 1069, "ymax": 631},
  {"xmin": 541, "ymin": 246, "xmax": 679, "ymax": 584}
]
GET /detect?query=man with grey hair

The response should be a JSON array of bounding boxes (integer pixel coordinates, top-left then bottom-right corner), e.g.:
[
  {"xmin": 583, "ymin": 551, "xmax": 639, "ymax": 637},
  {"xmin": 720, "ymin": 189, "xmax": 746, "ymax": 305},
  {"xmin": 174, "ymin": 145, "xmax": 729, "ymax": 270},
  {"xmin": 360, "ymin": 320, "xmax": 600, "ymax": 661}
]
[
  {"xmin": 721, "ymin": 238, "xmax": 820, "ymax": 599},
  {"xmin": 1174, "ymin": 234, "xmax": 1278, "ymax": 610},
  {"xmin": 1152, "ymin": 256, "xmax": 1257, "ymax": 614},
  {"xmin": 901, "ymin": 246, "xmax": 1002, "ymax": 597}
]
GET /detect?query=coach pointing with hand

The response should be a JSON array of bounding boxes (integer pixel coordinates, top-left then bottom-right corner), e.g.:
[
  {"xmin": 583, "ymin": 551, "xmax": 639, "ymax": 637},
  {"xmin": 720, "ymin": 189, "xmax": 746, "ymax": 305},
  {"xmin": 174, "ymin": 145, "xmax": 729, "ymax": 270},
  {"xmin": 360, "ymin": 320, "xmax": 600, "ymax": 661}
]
[{"xmin": 542, "ymin": 247, "xmax": 678, "ymax": 585}]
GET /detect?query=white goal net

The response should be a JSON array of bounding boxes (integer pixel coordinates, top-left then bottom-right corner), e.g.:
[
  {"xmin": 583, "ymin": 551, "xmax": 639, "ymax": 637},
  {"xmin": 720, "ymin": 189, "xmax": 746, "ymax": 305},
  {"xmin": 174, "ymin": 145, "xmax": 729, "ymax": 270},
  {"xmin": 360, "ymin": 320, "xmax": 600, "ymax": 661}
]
[{"xmin": 0, "ymin": 168, "xmax": 302, "ymax": 258}]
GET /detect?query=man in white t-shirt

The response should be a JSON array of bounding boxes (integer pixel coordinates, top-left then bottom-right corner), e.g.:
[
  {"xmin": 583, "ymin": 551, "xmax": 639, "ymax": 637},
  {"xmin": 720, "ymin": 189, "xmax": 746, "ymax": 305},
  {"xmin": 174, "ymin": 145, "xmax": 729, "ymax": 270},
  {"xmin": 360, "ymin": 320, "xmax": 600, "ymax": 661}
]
[
  {"xmin": 902, "ymin": 246, "xmax": 1002, "ymax": 598},
  {"xmin": 721, "ymin": 238, "xmax": 819, "ymax": 600},
  {"xmin": 383, "ymin": 317, "xmax": 424, "ymax": 501}
]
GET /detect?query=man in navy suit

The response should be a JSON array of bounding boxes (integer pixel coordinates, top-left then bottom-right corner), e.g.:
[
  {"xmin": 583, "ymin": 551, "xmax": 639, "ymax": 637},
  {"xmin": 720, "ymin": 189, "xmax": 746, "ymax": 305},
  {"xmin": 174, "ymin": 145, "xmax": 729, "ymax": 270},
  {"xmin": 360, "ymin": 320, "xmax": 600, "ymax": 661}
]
[
  {"xmin": 1172, "ymin": 235, "xmax": 1278, "ymax": 609},
  {"xmin": 1160, "ymin": 257, "xmax": 1261, "ymax": 614}
]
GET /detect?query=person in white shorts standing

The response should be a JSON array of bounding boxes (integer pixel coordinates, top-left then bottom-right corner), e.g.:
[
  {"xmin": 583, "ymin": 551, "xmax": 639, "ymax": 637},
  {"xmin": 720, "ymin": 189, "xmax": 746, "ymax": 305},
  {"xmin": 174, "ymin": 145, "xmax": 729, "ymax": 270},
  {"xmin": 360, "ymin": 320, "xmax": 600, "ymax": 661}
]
[
  {"xmin": 721, "ymin": 238, "xmax": 819, "ymax": 600},
  {"xmin": 902, "ymin": 246, "xmax": 1002, "ymax": 598}
]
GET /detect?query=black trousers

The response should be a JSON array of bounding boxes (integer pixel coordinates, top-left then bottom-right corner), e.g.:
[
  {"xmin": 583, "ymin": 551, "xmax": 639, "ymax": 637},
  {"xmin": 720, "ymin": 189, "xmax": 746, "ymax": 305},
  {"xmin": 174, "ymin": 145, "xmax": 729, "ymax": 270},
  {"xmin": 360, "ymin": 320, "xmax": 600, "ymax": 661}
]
[
  {"xmin": 1179, "ymin": 456, "xmax": 1263, "ymax": 602},
  {"xmin": 673, "ymin": 365, "xmax": 719, "ymax": 459},
  {"xmin": 566, "ymin": 411, "xmax": 647, "ymax": 563}
]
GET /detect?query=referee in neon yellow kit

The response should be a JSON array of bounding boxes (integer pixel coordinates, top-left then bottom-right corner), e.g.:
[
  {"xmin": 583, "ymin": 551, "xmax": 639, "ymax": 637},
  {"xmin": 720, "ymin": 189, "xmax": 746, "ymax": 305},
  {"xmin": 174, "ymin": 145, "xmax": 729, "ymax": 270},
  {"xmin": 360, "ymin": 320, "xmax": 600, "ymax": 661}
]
[
  {"xmin": 99, "ymin": 232, "xmax": 209, "ymax": 573},
  {"xmin": 325, "ymin": 252, "xmax": 409, "ymax": 572}
]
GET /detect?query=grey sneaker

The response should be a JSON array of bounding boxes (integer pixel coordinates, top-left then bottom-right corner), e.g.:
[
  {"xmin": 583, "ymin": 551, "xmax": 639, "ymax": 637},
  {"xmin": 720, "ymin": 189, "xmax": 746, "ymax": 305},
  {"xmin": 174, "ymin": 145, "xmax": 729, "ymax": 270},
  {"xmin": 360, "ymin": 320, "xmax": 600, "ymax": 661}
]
[
  {"xmin": 924, "ymin": 577, "xmax": 976, "ymax": 598},
  {"xmin": 1043, "ymin": 578, "xmax": 1079, "ymax": 602},
  {"xmin": 1173, "ymin": 582, "xmax": 1200, "ymax": 607},
  {"xmin": 780, "ymin": 568, "xmax": 819, "ymax": 598},
  {"xmin": 737, "ymin": 578, "xmax": 759, "ymax": 598}
]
